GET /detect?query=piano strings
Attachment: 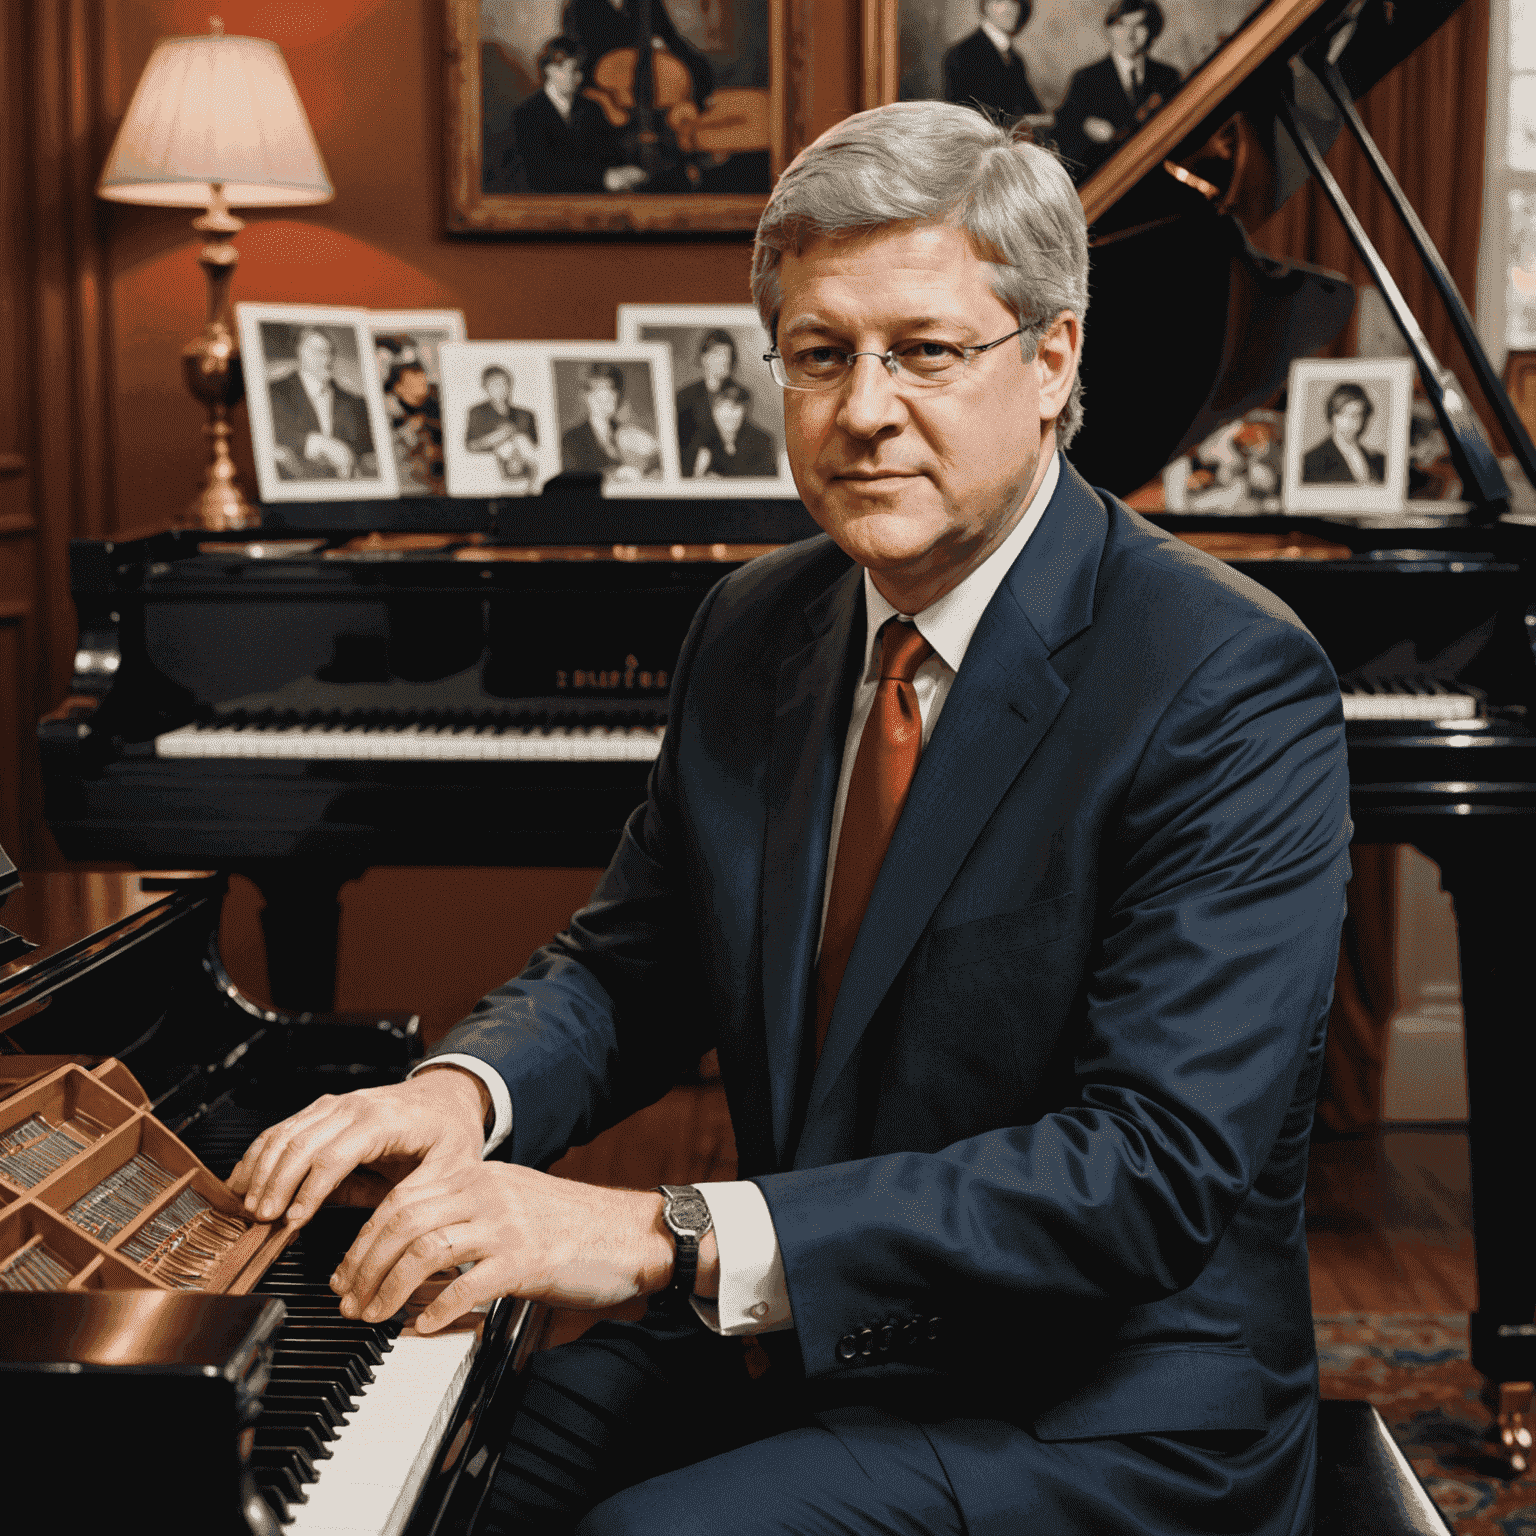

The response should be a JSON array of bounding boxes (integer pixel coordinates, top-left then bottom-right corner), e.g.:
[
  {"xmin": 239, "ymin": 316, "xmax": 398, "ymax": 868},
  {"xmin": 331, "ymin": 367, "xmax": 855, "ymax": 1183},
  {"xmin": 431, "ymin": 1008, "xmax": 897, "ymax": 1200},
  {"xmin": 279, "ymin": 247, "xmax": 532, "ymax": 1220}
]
[{"xmin": 0, "ymin": 1114, "xmax": 88, "ymax": 1186}]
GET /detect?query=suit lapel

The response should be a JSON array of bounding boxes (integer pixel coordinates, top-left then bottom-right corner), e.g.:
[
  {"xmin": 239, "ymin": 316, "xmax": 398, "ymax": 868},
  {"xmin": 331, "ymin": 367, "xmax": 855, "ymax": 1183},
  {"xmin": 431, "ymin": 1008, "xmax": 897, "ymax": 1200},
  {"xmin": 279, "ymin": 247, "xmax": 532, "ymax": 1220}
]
[
  {"xmin": 759, "ymin": 561, "xmax": 864, "ymax": 1165},
  {"xmin": 795, "ymin": 462, "xmax": 1110, "ymax": 1165}
]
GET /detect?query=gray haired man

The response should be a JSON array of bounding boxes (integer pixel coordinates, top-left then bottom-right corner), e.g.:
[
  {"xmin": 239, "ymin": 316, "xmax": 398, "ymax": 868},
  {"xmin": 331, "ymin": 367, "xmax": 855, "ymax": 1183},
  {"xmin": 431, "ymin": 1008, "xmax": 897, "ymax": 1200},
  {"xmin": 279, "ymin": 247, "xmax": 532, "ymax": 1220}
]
[{"xmin": 233, "ymin": 101, "xmax": 1350, "ymax": 1536}]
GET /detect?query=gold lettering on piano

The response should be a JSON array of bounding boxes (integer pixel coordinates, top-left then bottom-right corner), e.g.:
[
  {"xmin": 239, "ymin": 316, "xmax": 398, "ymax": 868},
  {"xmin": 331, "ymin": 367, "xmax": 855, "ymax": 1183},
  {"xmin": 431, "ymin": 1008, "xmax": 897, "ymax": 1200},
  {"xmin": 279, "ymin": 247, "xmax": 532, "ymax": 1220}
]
[{"xmin": 554, "ymin": 653, "xmax": 668, "ymax": 691}]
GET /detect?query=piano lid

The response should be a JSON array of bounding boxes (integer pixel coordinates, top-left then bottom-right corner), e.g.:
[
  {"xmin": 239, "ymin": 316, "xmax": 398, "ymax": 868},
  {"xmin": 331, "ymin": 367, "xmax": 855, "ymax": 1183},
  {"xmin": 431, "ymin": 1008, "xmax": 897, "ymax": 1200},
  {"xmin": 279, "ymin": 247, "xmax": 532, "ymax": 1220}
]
[{"xmin": 1061, "ymin": 0, "xmax": 1487, "ymax": 501}]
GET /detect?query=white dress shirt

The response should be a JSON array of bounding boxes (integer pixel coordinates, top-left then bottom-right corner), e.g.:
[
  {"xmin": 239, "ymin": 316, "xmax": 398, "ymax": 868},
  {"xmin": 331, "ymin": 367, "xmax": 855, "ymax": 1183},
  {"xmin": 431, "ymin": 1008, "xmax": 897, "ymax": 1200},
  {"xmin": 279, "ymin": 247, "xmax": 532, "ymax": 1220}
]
[
  {"xmin": 1112, "ymin": 51, "xmax": 1146, "ymax": 99},
  {"xmin": 418, "ymin": 452, "xmax": 1062, "ymax": 1334},
  {"xmin": 299, "ymin": 370, "xmax": 335, "ymax": 440},
  {"xmin": 980, "ymin": 18, "xmax": 1016, "ymax": 57}
]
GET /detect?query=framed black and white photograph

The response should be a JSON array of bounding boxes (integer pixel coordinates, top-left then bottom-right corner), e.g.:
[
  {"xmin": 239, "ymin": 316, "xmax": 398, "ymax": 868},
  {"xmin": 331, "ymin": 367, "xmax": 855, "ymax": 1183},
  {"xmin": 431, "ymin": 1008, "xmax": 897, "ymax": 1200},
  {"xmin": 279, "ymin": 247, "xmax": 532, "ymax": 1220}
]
[
  {"xmin": 368, "ymin": 309, "xmax": 467, "ymax": 497},
  {"xmin": 617, "ymin": 303, "xmax": 796, "ymax": 497},
  {"xmin": 865, "ymin": 0, "xmax": 1268, "ymax": 183},
  {"xmin": 236, "ymin": 303, "xmax": 400, "ymax": 504},
  {"xmin": 446, "ymin": 0, "xmax": 799, "ymax": 234},
  {"xmin": 1281, "ymin": 357, "xmax": 1414, "ymax": 515},
  {"xmin": 545, "ymin": 342, "xmax": 680, "ymax": 492},
  {"xmin": 439, "ymin": 341, "xmax": 559, "ymax": 497}
]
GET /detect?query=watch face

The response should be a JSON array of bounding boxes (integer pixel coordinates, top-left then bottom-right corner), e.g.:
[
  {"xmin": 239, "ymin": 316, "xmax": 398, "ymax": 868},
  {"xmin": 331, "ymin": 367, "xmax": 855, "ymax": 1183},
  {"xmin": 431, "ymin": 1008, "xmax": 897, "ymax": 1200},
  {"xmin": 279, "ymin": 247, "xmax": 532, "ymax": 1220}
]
[{"xmin": 666, "ymin": 1193, "xmax": 710, "ymax": 1233}]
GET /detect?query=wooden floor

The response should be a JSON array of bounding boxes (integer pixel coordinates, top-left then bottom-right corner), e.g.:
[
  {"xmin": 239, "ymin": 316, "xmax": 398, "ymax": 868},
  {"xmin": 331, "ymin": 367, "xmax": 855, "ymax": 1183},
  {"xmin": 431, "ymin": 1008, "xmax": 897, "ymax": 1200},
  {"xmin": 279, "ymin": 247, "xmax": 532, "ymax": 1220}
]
[{"xmin": 1306, "ymin": 1126, "xmax": 1477, "ymax": 1314}]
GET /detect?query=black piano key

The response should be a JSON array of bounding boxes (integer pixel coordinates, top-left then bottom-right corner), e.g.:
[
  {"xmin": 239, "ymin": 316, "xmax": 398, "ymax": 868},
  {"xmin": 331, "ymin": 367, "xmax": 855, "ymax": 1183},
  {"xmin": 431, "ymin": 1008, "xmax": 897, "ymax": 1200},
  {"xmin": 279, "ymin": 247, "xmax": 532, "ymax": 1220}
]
[
  {"xmin": 270, "ymin": 1347, "xmax": 373, "ymax": 1391},
  {"xmin": 251, "ymin": 1444, "xmax": 319, "ymax": 1487},
  {"xmin": 261, "ymin": 1391, "xmax": 347, "ymax": 1431},
  {"xmin": 277, "ymin": 1326, "xmax": 388, "ymax": 1363},
  {"xmin": 251, "ymin": 1415, "xmax": 334, "ymax": 1457},
  {"xmin": 265, "ymin": 1368, "xmax": 356, "ymax": 1414},
  {"xmin": 256, "ymin": 1483, "xmax": 291, "ymax": 1524}
]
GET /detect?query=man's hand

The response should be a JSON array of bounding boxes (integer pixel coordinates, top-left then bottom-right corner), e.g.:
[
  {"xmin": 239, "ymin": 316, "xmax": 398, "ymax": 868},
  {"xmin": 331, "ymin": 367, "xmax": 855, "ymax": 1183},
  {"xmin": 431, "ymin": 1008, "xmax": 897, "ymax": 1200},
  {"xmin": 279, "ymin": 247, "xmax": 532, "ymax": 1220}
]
[
  {"xmin": 228, "ymin": 1067, "xmax": 489, "ymax": 1226},
  {"xmin": 302, "ymin": 431, "xmax": 356, "ymax": 478},
  {"xmin": 328, "ymin": 1163, "xmax": 684, "ymax": 1333}
]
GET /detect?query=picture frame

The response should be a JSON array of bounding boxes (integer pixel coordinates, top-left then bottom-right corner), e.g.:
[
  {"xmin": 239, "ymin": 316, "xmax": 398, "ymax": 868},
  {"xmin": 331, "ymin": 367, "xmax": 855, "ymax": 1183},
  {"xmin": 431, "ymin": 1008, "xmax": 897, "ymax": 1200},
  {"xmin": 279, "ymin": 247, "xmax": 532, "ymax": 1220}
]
[
  {"xmin": 446, "ymin": 0, "xmax": 796, "ymax": 235},
  {"xmin": 369, "ymin": 309, "xmax": 467, "ymax": 497},
  {"xmin": 544, "ymin": 341, "xmax": 682, "ymax": 493},
  {"xmin": 236, "ymin": 303, "xmax": 400, "ymax": 504},
  {"xmin": 439, "ymin": 341, "xmax": 562, "ymax": 497},
  {"xmin": 617, "ymin": 303, "xmax": 798, "ymax": 497},
  {"xmin": 861, "ymin": 0, "xmax": 1316, "ymax": 210},
  {"xmin": 1281, "ymin": 357, "xmax": 1414, "ymax": 514}
]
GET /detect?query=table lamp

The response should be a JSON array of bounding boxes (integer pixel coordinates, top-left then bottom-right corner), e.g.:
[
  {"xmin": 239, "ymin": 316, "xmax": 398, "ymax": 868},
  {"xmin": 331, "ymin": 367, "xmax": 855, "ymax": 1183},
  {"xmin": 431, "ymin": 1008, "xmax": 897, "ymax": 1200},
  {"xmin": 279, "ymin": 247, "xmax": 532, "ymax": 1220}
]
[{"xmin": 98, "ymin": 18, "xmax": 333, "ymax": 530}]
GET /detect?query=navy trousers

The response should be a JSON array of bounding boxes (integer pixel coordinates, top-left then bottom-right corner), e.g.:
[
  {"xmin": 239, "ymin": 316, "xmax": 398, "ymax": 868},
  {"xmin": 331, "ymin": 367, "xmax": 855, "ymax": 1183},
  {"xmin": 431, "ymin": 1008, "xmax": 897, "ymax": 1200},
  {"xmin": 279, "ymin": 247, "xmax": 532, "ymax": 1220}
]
[{"xmin": 479, "ymin": 1305, "xmax": 1310, "ymax": 1536}]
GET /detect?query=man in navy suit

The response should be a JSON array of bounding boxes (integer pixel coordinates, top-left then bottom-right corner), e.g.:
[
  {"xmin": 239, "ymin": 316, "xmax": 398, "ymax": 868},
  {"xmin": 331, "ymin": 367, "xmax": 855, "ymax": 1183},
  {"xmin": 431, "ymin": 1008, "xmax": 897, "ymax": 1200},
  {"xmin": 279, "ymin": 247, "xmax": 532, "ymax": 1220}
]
[
  {"xmin": 1054, "ymin": 0, "xmax": 1182, "ymax": 178},
  {"xmin": 942, "ymin": 0, "xmax": 1043, "ymax": 121},
  {"xmin": 232, "ymin": 100, "xmax": 1350, "ymax": 1536},
  {"xmin": 267, "ymin": 326, "xmax": 375, "ymax": 480}
]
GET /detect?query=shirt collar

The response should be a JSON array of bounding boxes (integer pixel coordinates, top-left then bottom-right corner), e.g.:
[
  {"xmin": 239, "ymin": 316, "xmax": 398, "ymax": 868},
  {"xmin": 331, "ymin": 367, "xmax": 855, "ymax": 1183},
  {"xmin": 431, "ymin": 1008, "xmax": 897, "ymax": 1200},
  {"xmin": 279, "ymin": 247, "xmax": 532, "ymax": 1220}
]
[
  {"xmin": 980, "ymin": 19, "xmax": 1015, "ymax": 54},
  {"xmin": 859, "ymin": 449, "xmax": 1060, "ymax": 679},
  {"xmin": 1113, "ymin": 52, "xmax": 1141, "ymax": 92}
]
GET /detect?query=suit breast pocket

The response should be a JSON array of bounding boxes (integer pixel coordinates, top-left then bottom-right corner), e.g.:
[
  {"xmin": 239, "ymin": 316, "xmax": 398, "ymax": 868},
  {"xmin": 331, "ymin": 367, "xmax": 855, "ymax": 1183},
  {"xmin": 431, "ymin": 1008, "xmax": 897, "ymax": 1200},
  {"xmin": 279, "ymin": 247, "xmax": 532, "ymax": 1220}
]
[{"xmin": 917, "ymin": 892, "xmax": 1077, "ymax": 975}]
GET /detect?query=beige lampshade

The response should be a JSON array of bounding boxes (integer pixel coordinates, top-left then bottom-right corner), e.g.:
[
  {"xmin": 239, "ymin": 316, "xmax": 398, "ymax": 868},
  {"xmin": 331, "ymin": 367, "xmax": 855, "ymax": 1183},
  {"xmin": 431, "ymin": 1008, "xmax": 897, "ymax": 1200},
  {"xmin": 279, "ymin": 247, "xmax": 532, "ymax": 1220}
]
[{"xmin": 98, "ymin": 31, "xmax": 332, "ymax": 208}]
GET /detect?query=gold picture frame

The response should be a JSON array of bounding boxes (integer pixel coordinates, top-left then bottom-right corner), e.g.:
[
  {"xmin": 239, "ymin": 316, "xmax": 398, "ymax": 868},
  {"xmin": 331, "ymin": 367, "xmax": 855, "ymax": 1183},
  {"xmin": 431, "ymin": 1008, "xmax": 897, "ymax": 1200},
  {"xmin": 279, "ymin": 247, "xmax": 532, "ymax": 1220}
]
[{"xmin": 446, "ymin": 0, "xmax": 796, "ymax": 234}]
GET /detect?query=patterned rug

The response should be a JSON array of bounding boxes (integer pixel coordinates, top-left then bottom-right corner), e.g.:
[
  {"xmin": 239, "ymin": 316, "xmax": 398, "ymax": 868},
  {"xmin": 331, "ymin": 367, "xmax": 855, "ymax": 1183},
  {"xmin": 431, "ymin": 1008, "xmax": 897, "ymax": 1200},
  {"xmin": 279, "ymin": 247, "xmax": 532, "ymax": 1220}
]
[{"xmin": 1315, "ymin": 1314, "xmax": 1536, "ymax": 1533}]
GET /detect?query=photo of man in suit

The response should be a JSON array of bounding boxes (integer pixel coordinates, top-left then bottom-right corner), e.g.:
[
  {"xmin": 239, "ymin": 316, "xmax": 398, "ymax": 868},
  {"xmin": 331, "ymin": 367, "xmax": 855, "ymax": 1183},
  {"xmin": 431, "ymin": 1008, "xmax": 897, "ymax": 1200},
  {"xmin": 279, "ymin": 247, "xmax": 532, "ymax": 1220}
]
[
  {"xmin": 685, "ymin": 378, "xmax": 778, "ymax": 477},
  {"xmin": 942, "ymin": 0, "xmax": 1043, "ymax": 121},
  {"xmin": 1054, "ymin": 0, "xmax": 1182, "ymax": 179},
  {"xmin": 673, "ymin": 328, "xmax": 738, "ymax": 463},
  {"xmin": 267, "ymin": 325, "xmax": 375, "ymax": 480},
  {"xmin": 233, "ymin": 100, "xmax": 1350, "ymax": 1536},
  {"xmin": 1301, "ymin": 382, "xmax": 1387, "ymax": 484},
  {"xmin": 509, "ymin": 36, "xmax": 649, "ymax": 196},
  {"xmin": 465, "ymin": 365, "xmax": 540, "ymax": 485}
]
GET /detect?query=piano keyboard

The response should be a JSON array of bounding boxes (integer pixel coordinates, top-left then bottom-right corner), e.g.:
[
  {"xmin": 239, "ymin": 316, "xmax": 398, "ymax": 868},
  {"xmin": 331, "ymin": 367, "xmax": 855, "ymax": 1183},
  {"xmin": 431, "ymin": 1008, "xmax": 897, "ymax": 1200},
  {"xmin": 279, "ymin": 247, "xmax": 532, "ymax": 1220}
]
[
  {"xmin": 1339, "ymin": 679, "xmax": 1483, "ymax": 723},
  {"xmin": 250, "ymin": 1222, "xmax": 482, "ymax": 1536},
  {"xmin": 155, "ymin": 721, "xmax": 665, "ymax": 762}
]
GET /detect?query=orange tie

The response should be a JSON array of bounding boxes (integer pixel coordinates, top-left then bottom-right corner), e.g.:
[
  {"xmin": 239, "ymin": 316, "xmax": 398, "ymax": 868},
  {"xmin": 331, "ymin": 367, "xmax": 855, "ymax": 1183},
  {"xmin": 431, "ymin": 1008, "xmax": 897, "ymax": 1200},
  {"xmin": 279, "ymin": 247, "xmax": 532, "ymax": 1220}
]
[{"xmin": 813, "ymin": 619, "xmax": 934, "ymax": 1059}]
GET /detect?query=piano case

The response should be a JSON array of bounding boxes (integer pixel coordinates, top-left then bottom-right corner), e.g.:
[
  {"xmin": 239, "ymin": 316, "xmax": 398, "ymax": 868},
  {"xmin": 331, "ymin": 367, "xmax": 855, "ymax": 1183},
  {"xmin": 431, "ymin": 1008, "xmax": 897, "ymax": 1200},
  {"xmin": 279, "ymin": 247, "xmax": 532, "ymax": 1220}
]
[{"xmin": 0, "ymin": 1055, "xmax": 297, "ymax": 1295}]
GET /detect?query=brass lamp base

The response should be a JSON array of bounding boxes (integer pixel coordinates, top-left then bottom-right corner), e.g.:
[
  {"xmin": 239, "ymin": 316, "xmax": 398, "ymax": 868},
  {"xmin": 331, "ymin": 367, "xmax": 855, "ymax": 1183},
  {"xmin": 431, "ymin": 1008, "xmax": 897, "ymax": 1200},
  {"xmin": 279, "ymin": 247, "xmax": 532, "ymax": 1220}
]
[{"xmin": 175, "ymin": 190, "xmax": 259, "ymax": 532}]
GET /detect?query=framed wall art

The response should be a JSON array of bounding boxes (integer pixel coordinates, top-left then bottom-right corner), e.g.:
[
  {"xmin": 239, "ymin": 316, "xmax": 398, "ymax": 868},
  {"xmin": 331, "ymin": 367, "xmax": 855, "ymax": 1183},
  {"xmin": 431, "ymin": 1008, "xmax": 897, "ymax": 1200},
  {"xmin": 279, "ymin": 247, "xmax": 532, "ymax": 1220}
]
[
  {"xmin": 235, "ymin": 303, "xmax": 400, "ymax": 504},
  {"xmin": 1281, "ymin": 356, "xmax": 1413, "ymax": 514},
  {"xmin": 446, "ymin": 0, "xmax": 798, "ymax": 234},
  {"xmin": 617, "ymin": 303, "xmax": 798, "ymax": 497}
]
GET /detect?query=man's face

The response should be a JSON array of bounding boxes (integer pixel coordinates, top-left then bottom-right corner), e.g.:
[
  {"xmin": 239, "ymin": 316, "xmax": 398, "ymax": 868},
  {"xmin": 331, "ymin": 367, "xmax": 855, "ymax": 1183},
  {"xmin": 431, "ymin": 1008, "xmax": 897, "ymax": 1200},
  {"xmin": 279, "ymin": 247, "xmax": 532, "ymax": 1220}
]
[
  {"xmin": 586, "ymin": 379, "xmax": 620, "ymax": 420},
  {"xmin": 984, "ymin": 0, "xmax": 1024, "ymax": 35},
  {"xmin": 777, "ymin": 222, "xmax": 1077, "ymax": 611},
  {"xmin": 701, "ymin": 343, "xmax": 734, "ymax": 389},
  {"xmin": 298, "ymin": 332, "xmax": 334, "ymax": 381},
  {"xmin": 394, "ymin": 367, "xmax": 430, "ymax": 409},
  {"xmin": 545, "ymin": 56, "xmax": 583, "ymax": 95},
  {"xmin": 487, "ymin": 371, "xmax": 511, "ymax": 406},
  {"xmin": 1333, "ymin": 398, "xmax": 1368, "ymax": 443},
  {"xmin": 1107, "ymin": 11, "xmax": 1152, "ymax": 60}
]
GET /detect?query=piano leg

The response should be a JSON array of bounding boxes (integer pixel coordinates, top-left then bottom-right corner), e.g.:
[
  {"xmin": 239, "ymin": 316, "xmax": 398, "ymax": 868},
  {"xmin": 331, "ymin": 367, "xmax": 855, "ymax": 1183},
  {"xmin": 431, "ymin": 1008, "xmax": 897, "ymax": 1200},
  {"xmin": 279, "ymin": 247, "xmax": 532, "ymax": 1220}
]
[
  {"xmin": 246, "ymin": 862, "xmax": 360, "ymax": 1014},
  {"xmin": 1428, "ymin": 845, "xmax": 1536, "ymax": 1383}
]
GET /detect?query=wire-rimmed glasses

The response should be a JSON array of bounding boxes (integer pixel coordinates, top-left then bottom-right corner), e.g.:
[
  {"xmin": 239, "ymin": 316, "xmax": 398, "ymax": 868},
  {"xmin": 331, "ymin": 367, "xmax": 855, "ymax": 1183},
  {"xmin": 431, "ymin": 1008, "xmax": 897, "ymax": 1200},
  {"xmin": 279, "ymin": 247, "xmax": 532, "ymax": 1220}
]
[{"xmin": 764, "ymin": 327, "xmax": 1026, "ymax": 391}]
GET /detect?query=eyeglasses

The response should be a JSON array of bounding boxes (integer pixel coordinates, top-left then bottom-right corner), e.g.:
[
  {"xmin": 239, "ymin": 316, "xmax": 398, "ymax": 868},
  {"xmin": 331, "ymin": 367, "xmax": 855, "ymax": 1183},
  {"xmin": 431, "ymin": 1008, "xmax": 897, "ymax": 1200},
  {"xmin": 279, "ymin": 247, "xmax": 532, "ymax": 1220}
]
[{"xmin": 764, "ymin": 328, "xmax": 1026, "ymax": 391}]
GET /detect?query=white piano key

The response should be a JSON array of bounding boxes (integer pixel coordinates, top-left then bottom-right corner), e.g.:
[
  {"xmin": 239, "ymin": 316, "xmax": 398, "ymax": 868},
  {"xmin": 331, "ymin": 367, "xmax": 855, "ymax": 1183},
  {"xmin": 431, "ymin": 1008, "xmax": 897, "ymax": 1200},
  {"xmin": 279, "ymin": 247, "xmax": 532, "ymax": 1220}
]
[
  {"xmin": 281, "ymin": 1325, "xmax": 479, "ymax": 1536},
  {"xmin": 156, "ymin": 722, "xmax": 666, "ymax": 762}
]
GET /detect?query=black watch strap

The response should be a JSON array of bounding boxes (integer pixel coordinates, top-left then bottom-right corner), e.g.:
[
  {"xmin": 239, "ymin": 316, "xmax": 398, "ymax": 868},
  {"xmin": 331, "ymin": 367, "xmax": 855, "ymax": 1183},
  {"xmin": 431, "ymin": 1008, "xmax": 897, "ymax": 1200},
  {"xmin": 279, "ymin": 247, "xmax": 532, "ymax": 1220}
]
[{"xmin": 657, "ymin": 1184, "xmax": 713, "ymax": 1311}]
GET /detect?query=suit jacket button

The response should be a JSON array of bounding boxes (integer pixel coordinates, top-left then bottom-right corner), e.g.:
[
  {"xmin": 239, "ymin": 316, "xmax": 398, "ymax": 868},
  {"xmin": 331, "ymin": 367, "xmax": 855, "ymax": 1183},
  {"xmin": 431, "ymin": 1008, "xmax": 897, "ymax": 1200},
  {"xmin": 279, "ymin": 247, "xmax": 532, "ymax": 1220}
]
[
  {"xmin": 836, "ymin": 1335, "xmax": 857, "ymax": 1362},
  {"xmin": 901, "ymin": 1318, "xmax": 921, "ymax": 1348},
  {"xmin": 857, "ymin": 1328, "xmax": 876, "ymax": 1357},
  {"xmin": 877, "ymin": 1323, "xmax": 895, "ymax": 1352},
  {"xmin": 927, "ymin": 1316, "xmax": 942, "ymax": 1342}
]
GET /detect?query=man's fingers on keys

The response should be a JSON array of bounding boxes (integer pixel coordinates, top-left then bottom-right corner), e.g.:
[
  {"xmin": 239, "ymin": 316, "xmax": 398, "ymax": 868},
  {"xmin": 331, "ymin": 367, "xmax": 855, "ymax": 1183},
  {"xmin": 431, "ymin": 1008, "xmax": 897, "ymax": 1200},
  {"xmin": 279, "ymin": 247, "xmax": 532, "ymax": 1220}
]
[
  {"xmin": 339, "ymin": 1185, "xmax": 462, "ymax": 1318},
  {"xmin": 237, "ymin": 1096, "xmax": 346, "ymax": 1211},
  {"xmin": 414, "ymin": 1266, "xmax": 486, "ymax": 1335}
]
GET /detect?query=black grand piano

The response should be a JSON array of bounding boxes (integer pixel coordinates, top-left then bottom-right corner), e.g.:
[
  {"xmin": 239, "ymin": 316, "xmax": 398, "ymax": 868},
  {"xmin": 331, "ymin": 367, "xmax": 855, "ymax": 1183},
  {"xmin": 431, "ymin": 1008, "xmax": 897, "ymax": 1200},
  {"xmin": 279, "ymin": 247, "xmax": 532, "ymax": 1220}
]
[{"xmin": 28, "ymin": 0, "xmax": 1536, "ymax": 1527}]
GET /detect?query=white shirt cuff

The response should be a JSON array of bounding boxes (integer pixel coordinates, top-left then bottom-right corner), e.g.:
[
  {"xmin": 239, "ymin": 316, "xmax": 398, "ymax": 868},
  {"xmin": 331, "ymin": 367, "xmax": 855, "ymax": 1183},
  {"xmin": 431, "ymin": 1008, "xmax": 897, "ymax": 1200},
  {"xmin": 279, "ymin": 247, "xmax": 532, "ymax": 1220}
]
[
  {"xmin": 688, "ymin": 1180, "xmax": 794, "ymax": 1335},
  {"xmin": 407, "ymin": 1054, "xmax": 512, "ymax": 1156}
]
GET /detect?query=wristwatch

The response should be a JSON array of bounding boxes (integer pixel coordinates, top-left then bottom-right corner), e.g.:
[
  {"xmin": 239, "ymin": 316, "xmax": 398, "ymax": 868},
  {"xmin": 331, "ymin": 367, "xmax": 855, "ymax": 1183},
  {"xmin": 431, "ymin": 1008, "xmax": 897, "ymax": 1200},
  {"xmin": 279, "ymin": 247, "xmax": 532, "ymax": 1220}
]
[{"xmin": 656, "ymin": 1184, "xmax": 713, "ymax": 1310}]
